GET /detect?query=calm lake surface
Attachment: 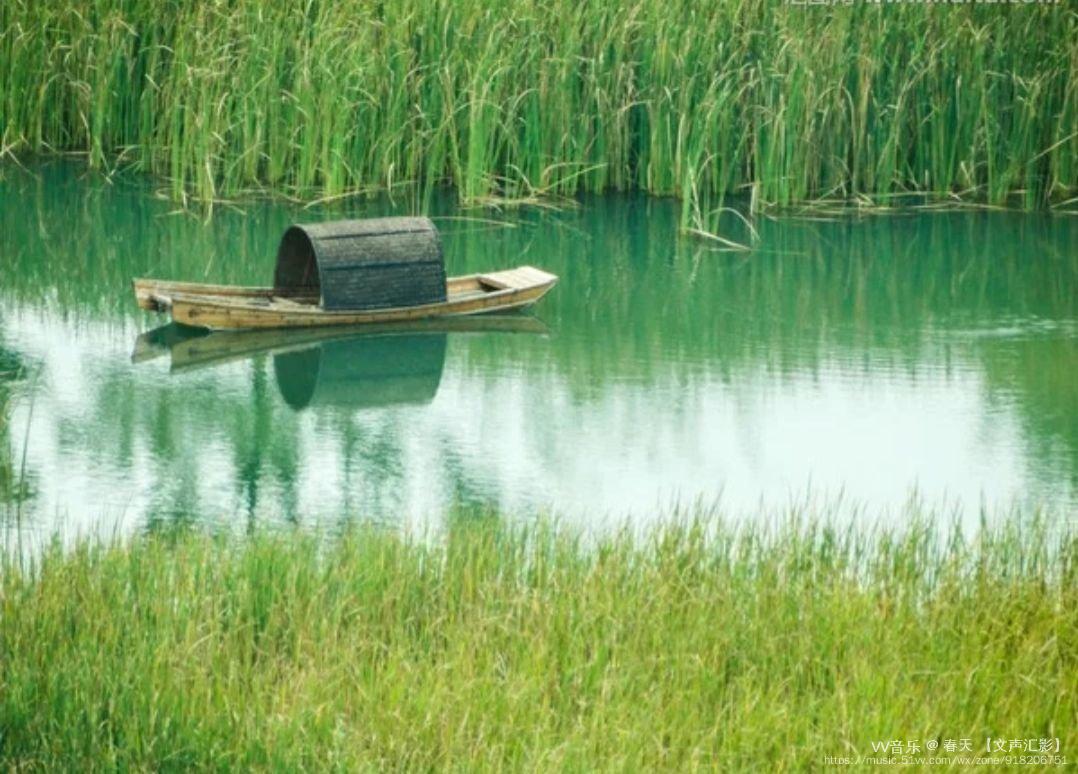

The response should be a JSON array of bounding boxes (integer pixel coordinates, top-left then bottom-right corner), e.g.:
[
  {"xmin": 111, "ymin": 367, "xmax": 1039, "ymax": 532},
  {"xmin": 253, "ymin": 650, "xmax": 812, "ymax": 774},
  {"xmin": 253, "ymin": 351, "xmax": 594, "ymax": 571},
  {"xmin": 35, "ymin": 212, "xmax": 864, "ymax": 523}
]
[{"xmin": 1, "ymin": 164, "xmax": 1075, "ymax": 539}]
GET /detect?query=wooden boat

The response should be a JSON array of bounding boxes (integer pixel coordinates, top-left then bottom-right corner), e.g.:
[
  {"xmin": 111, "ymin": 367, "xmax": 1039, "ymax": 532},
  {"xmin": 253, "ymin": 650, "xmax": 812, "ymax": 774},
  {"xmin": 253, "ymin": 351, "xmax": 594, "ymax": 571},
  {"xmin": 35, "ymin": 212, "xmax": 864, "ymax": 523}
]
[
  {"xmin": 133, "ymin": 217, "xmax": 558, "ymax": 331},
  {"xmin": 133, "ymin": 266, "xmax": 557, "ymax": 330}
]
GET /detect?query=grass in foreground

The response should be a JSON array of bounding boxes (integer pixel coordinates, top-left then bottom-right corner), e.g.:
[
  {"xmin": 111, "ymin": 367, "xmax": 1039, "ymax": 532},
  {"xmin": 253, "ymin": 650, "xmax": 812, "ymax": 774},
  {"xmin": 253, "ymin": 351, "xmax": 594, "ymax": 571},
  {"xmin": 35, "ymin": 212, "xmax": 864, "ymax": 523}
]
[{"xmin": 0, "ymin": 512, "xmax": 1075, "ymax": 769}]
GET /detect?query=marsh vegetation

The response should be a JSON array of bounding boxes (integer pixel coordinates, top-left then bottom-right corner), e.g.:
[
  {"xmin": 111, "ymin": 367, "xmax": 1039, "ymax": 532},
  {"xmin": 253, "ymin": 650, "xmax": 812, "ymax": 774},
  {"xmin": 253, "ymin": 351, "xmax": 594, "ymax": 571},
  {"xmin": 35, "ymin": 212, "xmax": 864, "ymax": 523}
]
[
  {"xmin": 2, "ymin": 1, "xmax": 1075, "ymax": 219},
  {"xmin": 1, "ymin": 511, "xmax": 1074, "ymax": 769}
]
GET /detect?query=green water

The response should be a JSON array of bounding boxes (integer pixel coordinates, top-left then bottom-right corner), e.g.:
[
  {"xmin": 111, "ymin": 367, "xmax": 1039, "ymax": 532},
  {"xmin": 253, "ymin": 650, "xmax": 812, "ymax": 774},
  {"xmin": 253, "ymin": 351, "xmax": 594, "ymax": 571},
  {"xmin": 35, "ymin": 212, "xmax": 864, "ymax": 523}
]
[{"xmin": 1, "ymin": 164, "xmax": 1075, "ymax": 537}]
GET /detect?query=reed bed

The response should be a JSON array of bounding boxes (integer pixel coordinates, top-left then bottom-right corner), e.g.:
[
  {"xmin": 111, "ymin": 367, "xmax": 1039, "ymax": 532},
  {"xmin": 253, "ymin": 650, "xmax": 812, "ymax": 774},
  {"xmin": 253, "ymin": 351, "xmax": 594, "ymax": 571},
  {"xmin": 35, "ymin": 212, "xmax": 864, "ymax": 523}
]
[
  {"xmin": 1, "ymin": 511, "xmax": 1074, "ymax": 769},
  {"xmin": 1, "ymin": 0, "xmax": 1075, "ymax": 217}
]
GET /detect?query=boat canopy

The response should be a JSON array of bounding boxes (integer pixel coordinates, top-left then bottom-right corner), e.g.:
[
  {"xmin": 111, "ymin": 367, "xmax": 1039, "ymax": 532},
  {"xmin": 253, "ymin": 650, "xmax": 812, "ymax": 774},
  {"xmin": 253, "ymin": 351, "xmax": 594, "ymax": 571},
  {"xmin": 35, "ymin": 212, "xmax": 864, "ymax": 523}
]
[{"xmin": 273, "ymin": 217, "xmax": 447, "ymax": 311}]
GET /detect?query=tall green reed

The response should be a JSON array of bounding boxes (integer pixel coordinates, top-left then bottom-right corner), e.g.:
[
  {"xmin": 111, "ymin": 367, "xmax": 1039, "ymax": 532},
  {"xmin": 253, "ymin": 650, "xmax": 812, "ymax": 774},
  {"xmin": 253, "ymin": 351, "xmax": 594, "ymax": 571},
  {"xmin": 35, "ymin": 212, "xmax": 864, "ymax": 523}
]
[{"xmin": 1, "ymin": 0, "xmax": 1075, "ymax": 217}]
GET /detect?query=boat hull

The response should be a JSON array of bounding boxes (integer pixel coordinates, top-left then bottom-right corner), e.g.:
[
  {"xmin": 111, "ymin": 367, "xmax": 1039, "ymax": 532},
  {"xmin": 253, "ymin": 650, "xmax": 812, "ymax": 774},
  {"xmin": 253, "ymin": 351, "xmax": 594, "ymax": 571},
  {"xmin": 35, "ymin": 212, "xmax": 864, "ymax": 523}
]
[{"xmin": 134, "ymin": 266, "xmax": 557, "ymax": 331}]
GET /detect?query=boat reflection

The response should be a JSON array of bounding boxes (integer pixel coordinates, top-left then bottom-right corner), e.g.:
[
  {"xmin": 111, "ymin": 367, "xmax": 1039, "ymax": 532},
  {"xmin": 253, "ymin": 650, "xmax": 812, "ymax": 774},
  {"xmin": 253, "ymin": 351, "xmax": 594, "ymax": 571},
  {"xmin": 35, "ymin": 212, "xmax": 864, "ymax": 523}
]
[
  {"xmin": 274, "ymin": 333, "xmax": 447, "ymax": 410},
  {"xmin": 132, "ymin": 315, "xmax": 550, "ymax": 410}
]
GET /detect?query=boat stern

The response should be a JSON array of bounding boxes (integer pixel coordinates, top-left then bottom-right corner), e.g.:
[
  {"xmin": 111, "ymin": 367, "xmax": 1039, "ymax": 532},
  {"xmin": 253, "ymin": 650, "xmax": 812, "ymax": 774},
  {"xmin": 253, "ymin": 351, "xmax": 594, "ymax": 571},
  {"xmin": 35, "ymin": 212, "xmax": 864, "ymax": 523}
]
[{"xmin": 132, "ymin": 279, "xmax": 173, "ymax": 313}]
